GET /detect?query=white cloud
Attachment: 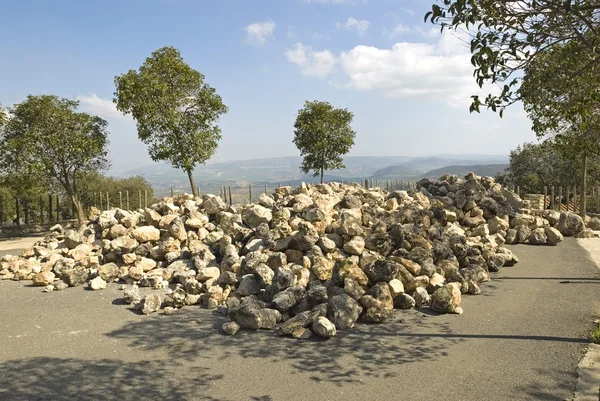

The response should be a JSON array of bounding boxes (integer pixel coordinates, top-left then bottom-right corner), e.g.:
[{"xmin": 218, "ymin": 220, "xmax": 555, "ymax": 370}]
[
  {"xmin": 398, "ymin": 7, "xmax": 415, "ymax": 16},
  {"xmin": 285, "ymin": 43, "xmax": 337, "ymax": 78},
  {"xmin": 245, "ymin": 19, "xmax": 276, "ymax": 46},
  {"xmin": 383, "ymin": 24, "xmax": 411, "ymax": 38},
  {"xmin": 336, "ymin": 17, "xmax": 369, "ymax": 36},
  {"xmin": 284, "ymin": 31, "xmax": 486, "ymax": 107},
  {"xmin": 76, "ymin": 94, "xmax": 132, "ymax": 121}
]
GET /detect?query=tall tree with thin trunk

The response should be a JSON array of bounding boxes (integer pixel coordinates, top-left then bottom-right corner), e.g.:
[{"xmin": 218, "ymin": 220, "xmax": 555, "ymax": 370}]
[
  {"xmin": 114, "ymin": 46, "xmax": 227, "ymax": 197},
  {"xmin": 0, "ymin": 95, "xmax": 109, "ymax": 224},
  {"xmin": 293, "ymin": 100, "xmax": 356, "ymax": 184}
]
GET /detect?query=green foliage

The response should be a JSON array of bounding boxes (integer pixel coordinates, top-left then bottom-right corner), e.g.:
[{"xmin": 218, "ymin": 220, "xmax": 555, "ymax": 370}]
[
  {"xmin": 499, "ymin": 140, "xmax": 600, "ymax": 193},
  {"xmin": 293, "ymin": 100, "xmax": 356, "ymax": 183},
  {"xmin": 76, "ymin": 172, "xmax": 155, "ymax": 210},
  {"xmin": 425, "ymin": 0, "xmax": 600, "ymax": 114},
  {"xmin": 520, "ymin": 39, "xmax": 600, "ymax": 156},
  {"xmin": 589, "ymin": 324, "xmax": 600, "ymax": 344},
  {"xmin": 114, "ymin": 46, "xmax": 228, "ymax": 196},
  {"xmin": 0, "ymin": 95, "xmax": 110, "ymax": 223}
]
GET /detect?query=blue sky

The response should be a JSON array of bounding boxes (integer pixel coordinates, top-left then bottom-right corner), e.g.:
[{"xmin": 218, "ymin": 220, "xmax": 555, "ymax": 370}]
[{"xmin": 0, "ymin": 0, "xmax": 536, "ymax": 172}]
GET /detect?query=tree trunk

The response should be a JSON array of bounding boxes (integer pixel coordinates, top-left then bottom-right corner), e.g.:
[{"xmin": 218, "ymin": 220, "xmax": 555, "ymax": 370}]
[
  {"xmin": 69, "ymin": 193, "xmax": 84, "ymax": 225},
  {"xmin": 186, "ymin": 168, "xmax": 198, "ymax": 197},
  {"xmin": 320, "ymin": 167, "xmax": 324, "ymax": 184},
  {"xmin": 580, "ymin": 153, "xmax": 588, "ymax": 218}
]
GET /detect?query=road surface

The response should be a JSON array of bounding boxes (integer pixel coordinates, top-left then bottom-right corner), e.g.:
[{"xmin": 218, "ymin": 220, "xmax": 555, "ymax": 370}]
[{"xmin": 0, "ymin": 238, "xmax": 599, "ymax": 401}]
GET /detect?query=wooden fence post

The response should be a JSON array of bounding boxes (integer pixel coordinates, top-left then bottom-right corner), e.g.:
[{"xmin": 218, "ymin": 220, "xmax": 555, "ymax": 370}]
[
  {"xmin": 144, "ymin": 190, "xmax": 148, "ymax": 208},
  {"xmin": 551, "ymin": 186, "xmax": 555, "ymax": 211},
  {"xmin": 39, "ymin": 195, "xmax": 44, "ymax": 223},
  {"xmin": 544, "ymin": 186, "xmax": 548, "ymax": 209},
  {"xmin": 106, "ymin": 191, "xmax": 110, "ymax": 209},
  {"xmin": 119, "ymin": 191, "xmax": 123, "ymax": 209},
  {"xmin": 99, "ymin": 192, "xmax": 103, "ymax": 210},
  {"xmin": 228, "ymin": 186, "xmax": 232, "ymax": 206},
  {"xmin": 24, "ymin": 199, "xmax": 29, "ymax": 224},
  {"xmin": 126, "ymin": 191, "xmax": 130, "ymax": 210},
  {"xmin": 15, "ymin": 198, "xmax": 20, "ymax": 225},
  {"xmin": 48, "ymin": 194, "xmax": 53, "ymax": 221},
  {"xmin": 249, "ymin": 185, "xmax": 252, "ymax": 204},
  {"xmin": 264, "ymin": 184, "xmax": 267, "ymax": 195},
  {"xmin": 558, "ymin": 187, "xmax": 563, "ymax": 211},
  {"xmin": 171, "ymin": 188, "xmax": 174, "ymax": 198},
  {"xmin": 516, "ymin": 186, "xmax": 520, "ymax": 197},
  {"xmin": 0, "ymin": 196, "xmax": 3, "ymax": 225},
  {"xmin": 56, "ymin": 195, "xmax": 60, "ymax": 221}
]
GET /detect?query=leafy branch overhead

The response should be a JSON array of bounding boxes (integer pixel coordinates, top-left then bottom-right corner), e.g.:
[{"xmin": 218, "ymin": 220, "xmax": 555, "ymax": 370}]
[
  {"xmin": 425, "ymin": 0, "xmax": 600, "ymax": 116},
  {"xmin": 114, "ymin": 46, "xmax": 228, "ymax": 196},
  {"xmin": 293, "ymin": 100, "xmax": 356, "ymax": 184}
]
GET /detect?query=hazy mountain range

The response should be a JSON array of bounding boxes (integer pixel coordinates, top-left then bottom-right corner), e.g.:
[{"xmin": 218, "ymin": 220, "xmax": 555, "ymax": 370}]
[{"xmin": 111, "ymin": 154, "xmax": 509, "ymax": 196}]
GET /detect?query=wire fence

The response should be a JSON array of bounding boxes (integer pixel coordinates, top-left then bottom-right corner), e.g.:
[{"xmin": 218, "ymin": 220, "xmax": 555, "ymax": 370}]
[{"xmin": 6, "ymin": 179, "xmax": 592, "ymax": 229}]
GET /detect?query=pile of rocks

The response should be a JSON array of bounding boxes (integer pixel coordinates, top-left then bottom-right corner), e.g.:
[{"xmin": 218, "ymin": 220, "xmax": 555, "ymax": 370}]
[{"xmin": 0, "ymin": 173, "xmax": 586, "ymax": 339}]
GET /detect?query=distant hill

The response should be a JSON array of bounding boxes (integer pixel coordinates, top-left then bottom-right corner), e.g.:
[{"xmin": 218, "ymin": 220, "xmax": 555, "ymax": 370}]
[
  {"xmin": 371, "ymin": 156, "xmax": 508, "ymax": 180},
  {"xmin": 422, "ymin": 164, "xmax": 509, "ymax": 178},
  {"xmin": 112, "ymin": 155, "xmax": 509, "ymax": 196}
]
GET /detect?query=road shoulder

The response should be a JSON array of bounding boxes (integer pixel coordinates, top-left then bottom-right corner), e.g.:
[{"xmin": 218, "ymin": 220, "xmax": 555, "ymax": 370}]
[{"xmin": 573, "ymin": 238, "xmax": 600, "ymax": 401}]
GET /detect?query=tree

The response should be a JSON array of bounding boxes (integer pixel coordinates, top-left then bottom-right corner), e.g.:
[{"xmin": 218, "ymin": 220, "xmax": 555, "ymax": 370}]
[
  {"xmin": 519, "ymin": 39, "xmax": 600, "ymax": 216},
  {"xmin": 0, "ymin": 95, "xmax": 109, "ymax": 224},
  {"xmin": 114, "ymin": 46, "xmax": 228, "ymax": 197},
  {"xmin": 497, "ymin": 140, "xmax": 600, "ymax": 195},
  {"xmin": 425, "ymin": 0, "xmax": 600, "ymax": 115},
  {"xmin": 293, "ymin": 100, "xmax": 356, "ymax": 184},
  {"xmin": 76, "ymin": 172, "xmax": 155, "ymax": 210}
]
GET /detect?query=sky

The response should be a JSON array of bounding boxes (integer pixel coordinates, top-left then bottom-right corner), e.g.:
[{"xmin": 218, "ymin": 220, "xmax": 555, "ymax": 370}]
[{"xmin": 0, "ymin": 0, "xmax": 537, "ymax": 173}]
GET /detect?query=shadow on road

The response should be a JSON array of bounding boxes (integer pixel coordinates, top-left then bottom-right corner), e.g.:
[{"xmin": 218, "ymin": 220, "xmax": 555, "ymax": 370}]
[
  {"xmin": 0, "ymin": 357, "xmax": 222, "ymax": 401},
  {"xmin": 515, "ymin": 367, "xmax": 579, "ymax": 401},
  {"xmin": 106, "ymin": 309, "xmax": 461, "ymax": 386}
]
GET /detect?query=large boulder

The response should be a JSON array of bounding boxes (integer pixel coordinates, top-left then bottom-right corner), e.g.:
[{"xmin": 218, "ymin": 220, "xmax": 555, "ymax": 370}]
[
  {"xmin": 327, "ymin": 294, "xmax": 363, "ymax": 330},
  {"xmin": 558, "ymin": 212, "xmax": 585, "ymax": 237},
  {"xmin": 242, "ymin": 205, "xmax": 272, "ymax": 229},
  {"xmin": 364, "ymin": 259, "xmax": 398, "ymax": 284},
  {"xmin": 544, "ymin": 227, "xmax": 564, "ymax": 245},
  {"xmin": 229, "ymin": 299, "xmax": 281, "ymax": 330},
  {"xmin": 430, "ymin": 283, "xmax": 462, "ymax": 314},
  {"xmin": 132, "ymin": 226, "xmax": 160, "ymax": 243}
]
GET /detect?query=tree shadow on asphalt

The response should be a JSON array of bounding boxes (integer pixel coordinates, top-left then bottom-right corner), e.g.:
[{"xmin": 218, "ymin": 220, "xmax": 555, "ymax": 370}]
[
  {"xmin": 106, "ymin": 308, "xmax": 461, "ymax": 386},
  {"xmin": 514, "ymin": 367, "xmax": 579, "ymax": 401},
  {"xmin": 0, "ymin": 357, "xmax": 222, "ymax": 401}
]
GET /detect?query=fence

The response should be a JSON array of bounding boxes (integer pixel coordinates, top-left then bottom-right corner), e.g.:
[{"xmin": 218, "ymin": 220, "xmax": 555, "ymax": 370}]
[
  {"xmin": 168, "ymin": 179, "xmax": 418, "ymax": 207},
  {"xmin": 0, "ymin": 189, "xmax": 155, "ymax": 228},
  {"xmin": 509, "ymin": 184, "xmax": 600, "ymax": 214}
]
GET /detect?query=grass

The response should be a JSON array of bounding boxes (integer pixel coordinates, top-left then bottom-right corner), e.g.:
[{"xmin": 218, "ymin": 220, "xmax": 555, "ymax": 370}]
[{"xmin": 589, "ymin": 324, "xmax": 600, "ymax": 344}]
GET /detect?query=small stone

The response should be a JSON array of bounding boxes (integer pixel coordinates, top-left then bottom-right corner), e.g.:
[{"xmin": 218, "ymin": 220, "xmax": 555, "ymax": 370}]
[
  {"xmin": 343, "ymin": 236, "xmax": 365, "ymax": 255},
  {"xmin": 413, "ymin": 287, "xmax": 430, "ymax": 308},
  {"xmin": 33, "ymin": 271, "xmax": 55, "ymax": 286},
  {"xmin": 222, "ymin": 321, "xmax": 241, "ymax": 335},
  {"xmin": 312, "ymin": 316, "xmax": 337, "ymax": 338},
  {"xmin": 89, "ymin": 276, "xmax": 107, "ymax": 291},
  {"xmin": 142, "ymin": 293, "xmax": 162, "ymax": 315}
]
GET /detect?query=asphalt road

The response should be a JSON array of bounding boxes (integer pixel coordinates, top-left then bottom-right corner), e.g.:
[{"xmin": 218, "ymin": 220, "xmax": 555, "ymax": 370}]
[{"xmin": 0, "ymin": 238, "xmax": 599, "ymax": 401}]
